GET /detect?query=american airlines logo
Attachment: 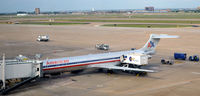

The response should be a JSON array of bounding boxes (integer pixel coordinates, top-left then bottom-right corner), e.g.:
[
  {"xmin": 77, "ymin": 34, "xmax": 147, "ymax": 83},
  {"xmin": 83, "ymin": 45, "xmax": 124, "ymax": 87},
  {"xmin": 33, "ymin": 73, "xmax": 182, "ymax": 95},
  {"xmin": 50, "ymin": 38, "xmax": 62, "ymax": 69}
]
[
  {"xmin": 129, "ymin": 57, "xmax": 135, "ymax": 61},
  {"xmin": 147, "ymin": 41, "xmax": 155, "ymax": 48},
  {"xmin": 46, "ymin": 60, "xmax": 69, "ymax": 65}
]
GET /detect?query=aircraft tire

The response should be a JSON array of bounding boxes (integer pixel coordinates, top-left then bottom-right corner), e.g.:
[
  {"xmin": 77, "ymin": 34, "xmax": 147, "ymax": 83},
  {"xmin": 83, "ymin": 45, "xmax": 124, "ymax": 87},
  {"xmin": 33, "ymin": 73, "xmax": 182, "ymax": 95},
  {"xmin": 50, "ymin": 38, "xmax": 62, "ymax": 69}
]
[
  {"xmin": 71, "ymin": 69, "xmax": 84, "ymax": 74},
  {"xmin": 107, "ymin": 70, "xmax": 114, "ymax": 74}
]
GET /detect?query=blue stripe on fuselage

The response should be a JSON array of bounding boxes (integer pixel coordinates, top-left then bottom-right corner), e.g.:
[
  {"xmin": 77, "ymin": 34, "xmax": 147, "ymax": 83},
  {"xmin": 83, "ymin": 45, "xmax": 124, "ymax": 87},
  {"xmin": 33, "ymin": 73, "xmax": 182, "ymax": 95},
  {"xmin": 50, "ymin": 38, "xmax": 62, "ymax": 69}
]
[{"xmin": 43, "ymin": 57, "xmax": 120, "ymax": 69}]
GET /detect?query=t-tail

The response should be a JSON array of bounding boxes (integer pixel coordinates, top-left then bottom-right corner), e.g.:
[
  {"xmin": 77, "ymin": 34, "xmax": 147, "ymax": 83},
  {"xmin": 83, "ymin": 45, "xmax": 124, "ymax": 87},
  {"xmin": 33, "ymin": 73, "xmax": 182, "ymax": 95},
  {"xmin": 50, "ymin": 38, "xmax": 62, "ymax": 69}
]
[{"xmin": 139, "ymin": 34, "xmax": 179, "ymax": 55}]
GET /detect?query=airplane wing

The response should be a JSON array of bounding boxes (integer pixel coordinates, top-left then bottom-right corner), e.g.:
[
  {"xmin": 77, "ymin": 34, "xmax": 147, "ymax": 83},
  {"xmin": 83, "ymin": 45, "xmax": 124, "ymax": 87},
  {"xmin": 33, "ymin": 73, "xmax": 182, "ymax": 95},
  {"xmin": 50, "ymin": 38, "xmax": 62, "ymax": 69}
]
[{"xmin": 88, "ymin": 64, "xmax": 155, "ymax": 73}]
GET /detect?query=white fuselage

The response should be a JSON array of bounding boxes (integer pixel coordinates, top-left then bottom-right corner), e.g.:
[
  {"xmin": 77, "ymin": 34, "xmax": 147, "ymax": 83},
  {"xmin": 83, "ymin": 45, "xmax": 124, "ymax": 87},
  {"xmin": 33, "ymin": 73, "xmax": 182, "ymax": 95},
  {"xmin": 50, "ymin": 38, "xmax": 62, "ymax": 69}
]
[
  {"xmin": 42, "ymin": 50, "xmax": 142, "ymax": 74},
  {"xmin": 41, "ymin": 34, "xmax": 179, "ymax": 74}
]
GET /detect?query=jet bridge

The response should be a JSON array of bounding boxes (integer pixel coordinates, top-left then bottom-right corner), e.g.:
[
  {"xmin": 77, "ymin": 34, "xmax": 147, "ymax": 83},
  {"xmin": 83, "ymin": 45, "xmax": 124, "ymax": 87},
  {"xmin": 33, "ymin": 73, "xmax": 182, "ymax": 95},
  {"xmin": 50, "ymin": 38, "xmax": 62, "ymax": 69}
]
[
  {"xmin": 0, "ymin": 60, "xmax": 42, "ymax": 80},
  {"xmin": 0, "ymin": 54, "xmax": 42, "ymax": 94}
]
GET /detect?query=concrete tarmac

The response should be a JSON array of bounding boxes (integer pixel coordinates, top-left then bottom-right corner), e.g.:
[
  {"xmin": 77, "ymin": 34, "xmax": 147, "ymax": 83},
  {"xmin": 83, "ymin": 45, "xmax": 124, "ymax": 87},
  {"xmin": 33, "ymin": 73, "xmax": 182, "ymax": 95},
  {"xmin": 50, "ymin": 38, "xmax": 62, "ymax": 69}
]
[{"xmin": 0, "ymin": 23, "xmax": 200, "ymax": 96}]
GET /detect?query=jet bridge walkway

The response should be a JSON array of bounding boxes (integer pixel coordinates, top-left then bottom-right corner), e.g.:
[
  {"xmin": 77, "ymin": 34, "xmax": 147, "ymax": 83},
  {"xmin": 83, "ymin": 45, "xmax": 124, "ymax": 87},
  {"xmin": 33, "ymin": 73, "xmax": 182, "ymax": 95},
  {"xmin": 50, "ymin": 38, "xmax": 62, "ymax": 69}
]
[{"xmin": 0, "ymin": 54, "xmax": 42, "ymax": 95}]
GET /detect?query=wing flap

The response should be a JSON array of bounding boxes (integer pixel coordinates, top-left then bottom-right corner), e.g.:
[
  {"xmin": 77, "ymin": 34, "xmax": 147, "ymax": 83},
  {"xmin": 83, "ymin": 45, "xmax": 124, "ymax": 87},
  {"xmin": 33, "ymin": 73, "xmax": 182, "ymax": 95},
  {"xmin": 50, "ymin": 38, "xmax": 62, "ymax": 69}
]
[{"xmin": 89, "ymin": 64, "xmax": 155, "ymax": 73}]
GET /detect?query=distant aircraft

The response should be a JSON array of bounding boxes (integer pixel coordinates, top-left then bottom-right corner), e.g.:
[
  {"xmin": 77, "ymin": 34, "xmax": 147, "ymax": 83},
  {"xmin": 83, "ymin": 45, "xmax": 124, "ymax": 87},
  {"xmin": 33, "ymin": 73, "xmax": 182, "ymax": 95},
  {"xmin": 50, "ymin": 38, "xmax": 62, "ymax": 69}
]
[{"xmin": 42, "ymin": 34, "xmax": 179, "ymax": 75}]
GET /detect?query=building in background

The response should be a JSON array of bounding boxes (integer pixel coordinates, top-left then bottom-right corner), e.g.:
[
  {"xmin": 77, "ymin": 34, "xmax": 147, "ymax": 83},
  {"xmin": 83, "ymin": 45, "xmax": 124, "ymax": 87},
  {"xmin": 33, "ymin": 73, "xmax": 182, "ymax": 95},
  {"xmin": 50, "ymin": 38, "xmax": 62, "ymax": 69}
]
[
  {"xmin": 197, "ymin": 7, "xmax": 200, "ymax": 10},
  {"xmin": 145, "ymin": 7, "xmax": 154, "ymax": 11},
  {"xmin": 35, "ymin": 8, "xmax": 40, "ymax": 15},
  {"xmin": 17, "ymin": 11, "xmax": 28, "ymax": 16}
]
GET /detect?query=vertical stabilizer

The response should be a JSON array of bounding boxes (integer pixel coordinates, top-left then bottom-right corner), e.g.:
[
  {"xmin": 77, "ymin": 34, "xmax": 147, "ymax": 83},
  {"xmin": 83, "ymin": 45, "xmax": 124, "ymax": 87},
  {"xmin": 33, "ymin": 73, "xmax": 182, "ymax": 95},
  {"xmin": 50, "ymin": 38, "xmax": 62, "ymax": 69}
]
[{"xmin": 139, "ymin": 34, "xmax": 179, "ymax": 54}]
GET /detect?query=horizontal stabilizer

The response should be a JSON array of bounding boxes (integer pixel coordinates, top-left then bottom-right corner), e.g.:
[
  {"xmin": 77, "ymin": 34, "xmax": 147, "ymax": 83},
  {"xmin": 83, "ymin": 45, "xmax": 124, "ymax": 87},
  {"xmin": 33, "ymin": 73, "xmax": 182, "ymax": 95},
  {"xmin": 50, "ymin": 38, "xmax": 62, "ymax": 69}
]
[{"xmin": 151, "ymin": 34, "xmax": 179, "ymax": 39}]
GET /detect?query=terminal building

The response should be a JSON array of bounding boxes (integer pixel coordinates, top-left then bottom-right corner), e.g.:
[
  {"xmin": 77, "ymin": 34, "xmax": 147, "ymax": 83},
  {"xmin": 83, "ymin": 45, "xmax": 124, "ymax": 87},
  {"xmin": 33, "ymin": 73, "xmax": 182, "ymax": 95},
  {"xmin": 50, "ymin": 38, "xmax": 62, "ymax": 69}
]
[{"xmin": 17, "ymin": 11, "xmax": 28, "ymax": 16}]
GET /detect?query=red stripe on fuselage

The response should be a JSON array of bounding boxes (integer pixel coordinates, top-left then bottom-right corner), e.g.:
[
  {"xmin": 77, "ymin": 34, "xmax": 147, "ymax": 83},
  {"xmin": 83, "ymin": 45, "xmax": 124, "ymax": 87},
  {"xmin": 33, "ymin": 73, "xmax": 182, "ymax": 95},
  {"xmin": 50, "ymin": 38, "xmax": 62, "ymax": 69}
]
[{"xmin": 43, "ymin": 59, "xmax": 120, "ymax": 71}]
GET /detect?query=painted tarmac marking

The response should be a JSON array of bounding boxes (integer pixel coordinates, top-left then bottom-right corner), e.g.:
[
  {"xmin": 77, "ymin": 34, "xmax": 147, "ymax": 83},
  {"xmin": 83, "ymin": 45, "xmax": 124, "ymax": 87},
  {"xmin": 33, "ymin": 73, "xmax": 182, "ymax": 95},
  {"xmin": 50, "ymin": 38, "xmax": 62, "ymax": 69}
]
[{"xmin": 191, "ymin": 72, "xmax": 200, "ymax": 75}]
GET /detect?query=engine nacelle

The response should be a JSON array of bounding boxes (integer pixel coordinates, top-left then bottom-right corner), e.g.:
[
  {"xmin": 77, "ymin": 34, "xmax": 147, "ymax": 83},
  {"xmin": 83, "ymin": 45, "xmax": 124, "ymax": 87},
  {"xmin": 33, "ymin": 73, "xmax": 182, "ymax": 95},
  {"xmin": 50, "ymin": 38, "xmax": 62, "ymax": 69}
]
[{"xmin": 120, "ymin": 53, "xmax": 148, "ymax": 66}]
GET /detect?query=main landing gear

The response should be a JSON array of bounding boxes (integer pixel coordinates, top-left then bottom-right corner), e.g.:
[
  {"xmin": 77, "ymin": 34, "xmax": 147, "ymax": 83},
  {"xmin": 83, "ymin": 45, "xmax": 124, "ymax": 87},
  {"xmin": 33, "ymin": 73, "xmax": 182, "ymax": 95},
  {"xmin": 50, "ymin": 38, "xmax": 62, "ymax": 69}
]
[{"xmin": 122, "ymin": 64, "xmax": 147, "ymax": 76}]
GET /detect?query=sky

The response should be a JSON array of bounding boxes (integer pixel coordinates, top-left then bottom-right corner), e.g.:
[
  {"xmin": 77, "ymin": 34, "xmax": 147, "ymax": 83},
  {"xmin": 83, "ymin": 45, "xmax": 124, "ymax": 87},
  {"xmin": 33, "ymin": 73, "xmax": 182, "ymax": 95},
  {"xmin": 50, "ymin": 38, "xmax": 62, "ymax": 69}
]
[{"xmin": 0, "ymin": 0, "xmax": 200, "ymax": 13}]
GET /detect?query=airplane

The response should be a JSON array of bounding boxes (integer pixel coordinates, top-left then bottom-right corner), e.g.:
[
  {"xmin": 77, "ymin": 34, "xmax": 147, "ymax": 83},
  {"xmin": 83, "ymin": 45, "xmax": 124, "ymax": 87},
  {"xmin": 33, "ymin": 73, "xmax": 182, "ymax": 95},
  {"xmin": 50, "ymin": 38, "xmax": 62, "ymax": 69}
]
[{"xmin": 42, "ymin": 34, "xmax": 179, "ymax": 75}]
